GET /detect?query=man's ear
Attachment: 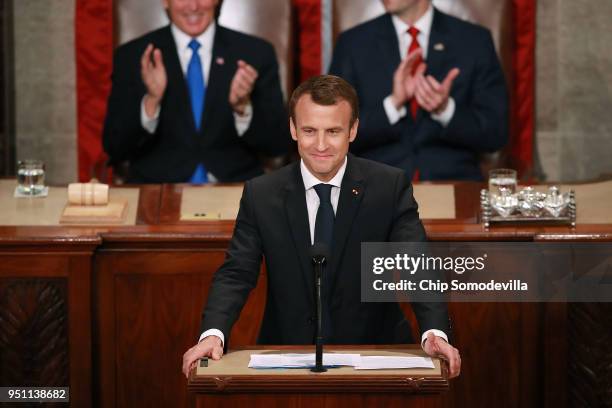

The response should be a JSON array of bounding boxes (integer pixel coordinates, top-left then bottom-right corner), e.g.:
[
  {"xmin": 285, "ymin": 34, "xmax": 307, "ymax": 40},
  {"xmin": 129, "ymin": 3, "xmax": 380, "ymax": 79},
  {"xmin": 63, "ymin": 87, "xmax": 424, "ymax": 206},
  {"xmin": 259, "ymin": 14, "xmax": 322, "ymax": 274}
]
[
  {"xmin": 349, "ymin": 119, "xmax": 359, "ymax": 142},
  {"xmin": 290, "ymin": 118, "xmax": 298, "ymax": 141}
]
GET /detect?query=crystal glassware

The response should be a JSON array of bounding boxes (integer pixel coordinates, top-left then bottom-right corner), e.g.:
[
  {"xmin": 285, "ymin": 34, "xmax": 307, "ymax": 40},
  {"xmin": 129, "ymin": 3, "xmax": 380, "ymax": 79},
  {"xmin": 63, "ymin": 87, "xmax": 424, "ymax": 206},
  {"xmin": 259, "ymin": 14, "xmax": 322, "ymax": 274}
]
[
  {"xmin": 16, "ymin": 159, "xmax": 46, "ymax": 195},
  {"xmin": 488, "ymin": 168, "xmax": 517, "ymax": 198}
]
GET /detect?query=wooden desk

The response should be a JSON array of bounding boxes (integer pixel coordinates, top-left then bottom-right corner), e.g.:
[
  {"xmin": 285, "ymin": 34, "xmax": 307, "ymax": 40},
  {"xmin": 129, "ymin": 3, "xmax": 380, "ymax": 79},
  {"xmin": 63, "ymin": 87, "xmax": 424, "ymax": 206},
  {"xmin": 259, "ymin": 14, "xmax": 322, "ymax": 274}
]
[
  {"xmin": 189, "ymin": 345, "xmax": 448, "ymax": 408},
  {"xmin": 0, "ymin": 182, "xmax": 610, "ymax": 407}
]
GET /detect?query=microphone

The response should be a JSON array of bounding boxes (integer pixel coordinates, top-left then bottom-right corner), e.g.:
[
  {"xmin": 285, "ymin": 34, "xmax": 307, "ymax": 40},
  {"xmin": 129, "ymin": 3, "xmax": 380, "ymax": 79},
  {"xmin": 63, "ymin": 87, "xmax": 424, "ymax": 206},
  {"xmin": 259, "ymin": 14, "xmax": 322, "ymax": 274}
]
[
  {"xmin": 309, "ymin": 243, "xmax": 330, "ymax": 264},
  {"xmin": 309, "ymin": 243, "xmax": 329, "ymax": 373}
]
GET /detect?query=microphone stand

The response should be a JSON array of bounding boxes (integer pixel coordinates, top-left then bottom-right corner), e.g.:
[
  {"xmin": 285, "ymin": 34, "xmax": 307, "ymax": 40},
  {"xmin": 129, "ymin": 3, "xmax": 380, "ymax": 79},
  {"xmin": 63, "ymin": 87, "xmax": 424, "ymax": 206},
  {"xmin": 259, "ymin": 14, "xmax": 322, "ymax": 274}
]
[{"xmin": 311, "ymin": 253, "xmax": 327, "ymax": 373}]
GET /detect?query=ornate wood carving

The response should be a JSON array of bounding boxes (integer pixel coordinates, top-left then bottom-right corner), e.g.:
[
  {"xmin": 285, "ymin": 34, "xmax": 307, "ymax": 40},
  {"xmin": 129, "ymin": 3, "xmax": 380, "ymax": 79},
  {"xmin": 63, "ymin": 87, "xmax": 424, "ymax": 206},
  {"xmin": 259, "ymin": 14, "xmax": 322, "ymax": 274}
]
[
  {"xmin": 0, "ymin": 279, "xmax": 69, "ymax": 387},
  {"xmin": 569, "ymin": 303, "xmax": 612, "ymax": 408}
]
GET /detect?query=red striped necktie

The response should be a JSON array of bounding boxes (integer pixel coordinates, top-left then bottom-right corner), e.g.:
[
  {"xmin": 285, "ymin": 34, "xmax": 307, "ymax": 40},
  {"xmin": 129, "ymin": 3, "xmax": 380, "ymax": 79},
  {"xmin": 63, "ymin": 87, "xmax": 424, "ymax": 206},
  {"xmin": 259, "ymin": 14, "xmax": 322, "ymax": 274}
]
[
  {"xmin": 407, "ymin": 26, "xmax": 422, "ymax": 120},
  {"xmin": 407, "ymin": 27, "xmax": 422, "ymax": 181}
]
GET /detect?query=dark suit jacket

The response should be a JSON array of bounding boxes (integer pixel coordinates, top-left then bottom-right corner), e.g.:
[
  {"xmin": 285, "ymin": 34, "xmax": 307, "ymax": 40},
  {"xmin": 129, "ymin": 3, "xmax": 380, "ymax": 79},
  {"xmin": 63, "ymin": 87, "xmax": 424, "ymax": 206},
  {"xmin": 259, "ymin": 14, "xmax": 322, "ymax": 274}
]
[
  {"xmin": 201, "ymin": 155, "xmax": 449, "ymax": 346},
  {"xmin": 329, "ymin": 10, "xmax": 508, "ymax": 181},
  {"xmin": 103, "ymin": 25, "xmax": 288, "ymax": 183}
]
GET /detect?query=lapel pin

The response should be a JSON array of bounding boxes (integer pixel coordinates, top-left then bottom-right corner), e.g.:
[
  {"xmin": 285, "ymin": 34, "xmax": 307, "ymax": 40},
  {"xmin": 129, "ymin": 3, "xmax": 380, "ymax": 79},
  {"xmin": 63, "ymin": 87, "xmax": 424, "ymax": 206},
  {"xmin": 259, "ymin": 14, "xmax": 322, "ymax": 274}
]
[
  {"xmin": 216, "ymin": 57, "xmax": 225, "ymax": 65},
  {"xmin": 352, "ymin": 188, "xmax": 360, "ymax": 196},
  {"xmin": 434, "ymin": 43, "xmax": 445, "ymax": 51}
]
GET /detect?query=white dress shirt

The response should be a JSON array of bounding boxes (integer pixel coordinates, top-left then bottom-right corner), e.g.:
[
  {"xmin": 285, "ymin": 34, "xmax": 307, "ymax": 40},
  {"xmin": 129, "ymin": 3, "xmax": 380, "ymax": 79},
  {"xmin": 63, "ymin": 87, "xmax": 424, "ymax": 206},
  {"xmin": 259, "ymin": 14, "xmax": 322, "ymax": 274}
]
[
  {"xmin": 301, "ymin": 158, "xmax": 345, "ymax": 243},
  {"xmin": 200, "ymin": 156, "xmax": 448, "ymax": 348},
  {"xmin": 383, "ymin": 4, "xmax": 455, "ymax": 127},
  {"xmin": 140, "ymin": 23, "xmax": 252, "ymax": 138}
]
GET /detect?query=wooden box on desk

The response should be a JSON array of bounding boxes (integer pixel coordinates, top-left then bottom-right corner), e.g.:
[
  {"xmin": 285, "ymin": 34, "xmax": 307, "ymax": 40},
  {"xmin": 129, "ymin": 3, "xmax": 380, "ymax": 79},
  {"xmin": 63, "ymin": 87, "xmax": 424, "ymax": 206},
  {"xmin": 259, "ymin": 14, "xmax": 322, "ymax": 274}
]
[{"xmin": 188, "ymin": 345, "xmax": 449, "ymax": 408}]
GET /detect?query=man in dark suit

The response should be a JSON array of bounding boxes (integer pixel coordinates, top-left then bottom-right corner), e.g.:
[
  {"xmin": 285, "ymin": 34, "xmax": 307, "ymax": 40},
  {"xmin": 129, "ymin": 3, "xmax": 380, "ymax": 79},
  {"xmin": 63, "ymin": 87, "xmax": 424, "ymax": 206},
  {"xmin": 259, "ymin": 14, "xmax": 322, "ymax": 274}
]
[
  {"xmin": 182, "ymin": 75, "xmax": 460, "ymax": 378},
  {"xmin": 103, "ymin": 0, "xmax": 288, "ymax": 183},
  {"xmin": 329, "ymin": 0, "xmax": 508, "ymax": 181}
]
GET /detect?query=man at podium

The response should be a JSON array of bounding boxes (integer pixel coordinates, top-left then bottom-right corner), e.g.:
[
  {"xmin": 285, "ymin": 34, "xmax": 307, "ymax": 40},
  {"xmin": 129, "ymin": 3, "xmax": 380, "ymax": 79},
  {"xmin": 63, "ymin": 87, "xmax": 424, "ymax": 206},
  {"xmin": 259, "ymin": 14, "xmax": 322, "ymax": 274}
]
[{"xmin": 182, "ymin": 75, "xmax": 461, "ymax": 378}]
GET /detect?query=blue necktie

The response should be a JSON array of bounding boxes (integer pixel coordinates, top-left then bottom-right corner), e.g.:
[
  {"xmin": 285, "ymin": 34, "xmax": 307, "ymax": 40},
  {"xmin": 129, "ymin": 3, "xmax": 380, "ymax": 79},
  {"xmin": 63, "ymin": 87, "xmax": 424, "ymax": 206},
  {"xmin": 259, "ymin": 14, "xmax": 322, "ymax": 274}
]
[
  {"xmin": 187, "ymin": 39, "xmax": 208, "ymax": 183},
  {"xmin": 313, "ymin": 183, "xmax": 335, "ymax": 340}
]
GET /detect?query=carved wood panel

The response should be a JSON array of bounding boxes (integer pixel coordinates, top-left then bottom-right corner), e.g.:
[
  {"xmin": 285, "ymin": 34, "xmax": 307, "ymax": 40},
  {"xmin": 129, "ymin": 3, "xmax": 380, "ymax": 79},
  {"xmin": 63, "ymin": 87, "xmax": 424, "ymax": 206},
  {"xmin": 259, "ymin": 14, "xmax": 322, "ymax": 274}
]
[
  {"xmin": 569, "ymin": 303, "xmax": 612, "ymax": 408},
  {"xmin": 0, "ymin": 279, "xmax": 69, "ymax": 387}
]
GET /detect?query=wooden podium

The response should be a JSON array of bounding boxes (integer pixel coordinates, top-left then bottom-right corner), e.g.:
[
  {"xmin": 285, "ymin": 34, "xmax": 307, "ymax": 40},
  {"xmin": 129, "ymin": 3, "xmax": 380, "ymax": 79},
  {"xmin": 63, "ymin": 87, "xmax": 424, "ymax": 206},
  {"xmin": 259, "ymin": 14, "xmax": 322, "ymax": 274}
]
[{"xmin": 188, "ymin": 345, "xmax": 449, "ymax": 408}]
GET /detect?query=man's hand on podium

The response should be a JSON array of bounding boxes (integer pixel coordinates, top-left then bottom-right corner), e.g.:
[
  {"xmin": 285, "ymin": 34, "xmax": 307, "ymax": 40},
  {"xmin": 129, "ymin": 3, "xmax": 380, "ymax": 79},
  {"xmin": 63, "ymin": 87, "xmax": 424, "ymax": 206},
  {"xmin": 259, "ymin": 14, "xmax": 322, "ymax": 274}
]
[
  {"xmin": 182, "ymin": 335, "xmax": 224, "ymax": 378},
  {"xmin": 423, "ymin": 332, "xmax": 461, "ymax": 379}
]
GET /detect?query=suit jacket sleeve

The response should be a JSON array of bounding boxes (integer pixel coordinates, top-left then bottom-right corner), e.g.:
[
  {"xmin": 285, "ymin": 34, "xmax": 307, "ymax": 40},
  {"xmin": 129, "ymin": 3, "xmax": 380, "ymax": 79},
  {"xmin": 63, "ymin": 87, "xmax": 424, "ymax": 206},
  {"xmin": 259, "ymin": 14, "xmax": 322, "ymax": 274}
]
[
  {"xmin": 389, "ymin": 173, "xmax": 451, "ymax": 336},
  {"xmin": 329, "ymin": 33, "xmax": 406, "ymax": 153},
  {"xmin": 102, "ymin": 45, "xmax": 154, "ymax": 164},
  {"xmin": 200, "ymin": 180, "xmax": 263, "ymax": 343},
  {"xmin": 437, "ymin": 30, "xmax": 508, "ymax": 153},
  {"xmin": 239, "ymin": 41, "xmax": 289, "ymax": 157}
]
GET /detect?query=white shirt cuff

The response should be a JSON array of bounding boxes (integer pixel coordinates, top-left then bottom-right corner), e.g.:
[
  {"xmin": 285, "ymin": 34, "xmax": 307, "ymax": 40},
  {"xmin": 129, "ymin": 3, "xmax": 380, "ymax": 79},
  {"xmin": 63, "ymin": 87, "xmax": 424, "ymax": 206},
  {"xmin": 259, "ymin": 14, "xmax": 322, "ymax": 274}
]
[
  {"xmin": 430, "ymin": 97, "xmax": 455, "ymax": 127},
  {"xmin": 140, "ymin": 96, "xmax": 160, "ymax": 134},
  {"xmin": 383, "ymin": 95, "xmax": 407, "ymax": 125},
  {"xmin": 199, "ymin": 329, "xmax": 225, "ymax": 347},
  {"xmin": 233, "ymin": 102, "xmax": 253, "ymax": 136},
  {"xmin": 421, "ymin": 329, "xmax": 449, "ymax": 349}
]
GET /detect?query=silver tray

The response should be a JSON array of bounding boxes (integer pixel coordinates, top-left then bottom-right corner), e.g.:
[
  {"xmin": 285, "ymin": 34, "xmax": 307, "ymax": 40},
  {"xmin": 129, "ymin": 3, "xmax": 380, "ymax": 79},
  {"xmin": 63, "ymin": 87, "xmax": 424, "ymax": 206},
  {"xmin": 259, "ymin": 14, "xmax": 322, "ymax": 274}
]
[{"xmin": 480, "ymin": 189, "xmax": 576, "ymax": 228}]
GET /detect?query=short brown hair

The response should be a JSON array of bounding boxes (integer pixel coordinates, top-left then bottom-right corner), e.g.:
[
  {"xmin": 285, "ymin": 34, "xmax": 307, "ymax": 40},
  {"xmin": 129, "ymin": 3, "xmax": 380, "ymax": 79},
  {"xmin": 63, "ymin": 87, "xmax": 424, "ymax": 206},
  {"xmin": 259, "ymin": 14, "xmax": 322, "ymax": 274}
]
[{"xmin": 289, "ymin": 75, "xmax": 359, "ymax": 127}]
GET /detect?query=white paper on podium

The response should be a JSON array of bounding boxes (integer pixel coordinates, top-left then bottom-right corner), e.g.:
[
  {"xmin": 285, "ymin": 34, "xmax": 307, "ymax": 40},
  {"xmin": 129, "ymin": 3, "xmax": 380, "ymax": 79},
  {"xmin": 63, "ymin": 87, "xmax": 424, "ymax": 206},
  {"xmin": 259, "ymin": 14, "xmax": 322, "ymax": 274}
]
[
  {"xmin": 248, "ymin": 353, "xmax": 435, "ymax": 370},
  {"xmin": 353, "ymin": 356, "xmax": 434, "ymax": 370},
  {"xmin": 248, "ymin": 353, "xmax": 361, "ymax": 368}
]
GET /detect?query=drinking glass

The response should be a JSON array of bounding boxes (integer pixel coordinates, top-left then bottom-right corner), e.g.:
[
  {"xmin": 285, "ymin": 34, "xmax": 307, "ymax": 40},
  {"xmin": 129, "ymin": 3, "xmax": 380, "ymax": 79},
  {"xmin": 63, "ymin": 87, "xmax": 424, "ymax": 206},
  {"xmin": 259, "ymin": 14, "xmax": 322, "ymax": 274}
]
[
  {"xmin": 17, "ymin": 160, "xmax": 46, "ymax": 195},
  {"xmin": 488, "ymin": 168, "xmax": 517, "ymax": 197}
]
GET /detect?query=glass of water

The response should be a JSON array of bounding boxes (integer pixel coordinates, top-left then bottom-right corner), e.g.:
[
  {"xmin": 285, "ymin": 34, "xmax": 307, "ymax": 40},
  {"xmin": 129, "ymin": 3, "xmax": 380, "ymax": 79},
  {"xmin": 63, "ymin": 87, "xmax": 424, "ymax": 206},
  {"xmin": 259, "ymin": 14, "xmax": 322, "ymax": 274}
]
[
  {"xmin": 488, "ymin": 168, "xmax": 517, "ymax": 197},
  {"xmin": 17, "ymin": 159, "xmax": 46, "ymax": 195}
]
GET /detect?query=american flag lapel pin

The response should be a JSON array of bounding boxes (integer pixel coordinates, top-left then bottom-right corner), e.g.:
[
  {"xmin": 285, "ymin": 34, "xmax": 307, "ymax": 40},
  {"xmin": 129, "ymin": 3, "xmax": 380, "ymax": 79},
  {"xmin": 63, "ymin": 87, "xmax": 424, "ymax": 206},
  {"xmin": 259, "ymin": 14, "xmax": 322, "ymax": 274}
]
[
  {"xmin": 216, "ymin": 56, "xmax": 225, "ymax": 65},
  {"xmin": 434, "ymin": 43, "xmax": 445, "ymax": 51}
]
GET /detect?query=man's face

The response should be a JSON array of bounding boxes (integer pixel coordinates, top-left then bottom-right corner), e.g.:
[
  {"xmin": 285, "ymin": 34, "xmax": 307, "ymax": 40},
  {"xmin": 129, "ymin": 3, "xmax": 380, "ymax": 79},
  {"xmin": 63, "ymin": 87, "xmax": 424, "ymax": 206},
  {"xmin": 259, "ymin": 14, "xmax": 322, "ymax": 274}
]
[
  {"xmin": 290, "ymin": 94, "xmax": 358, "ymax": 182},
  {"xmin": 381, "ymin": 0, "xmax": 425, "ymax": 14},
  {"xmin": 163, "ymin": 0, "xmax": 218, "ymax": 37}
]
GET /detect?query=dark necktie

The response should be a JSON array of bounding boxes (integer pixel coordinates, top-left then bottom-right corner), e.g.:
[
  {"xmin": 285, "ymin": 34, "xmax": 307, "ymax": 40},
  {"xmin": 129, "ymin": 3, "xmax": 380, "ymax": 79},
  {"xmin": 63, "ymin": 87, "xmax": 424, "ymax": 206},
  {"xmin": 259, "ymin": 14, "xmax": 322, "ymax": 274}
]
[
  {"xmin": 187, "ymin": 39, "xmax": 208, "ymax": 184},
  {"xmin": 313, "ymin": 183, "xmax": 335, "ymax": 340},
  {"xmin": 313, "ymin": 184, "xmax": 335, "ymax": 248}
]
